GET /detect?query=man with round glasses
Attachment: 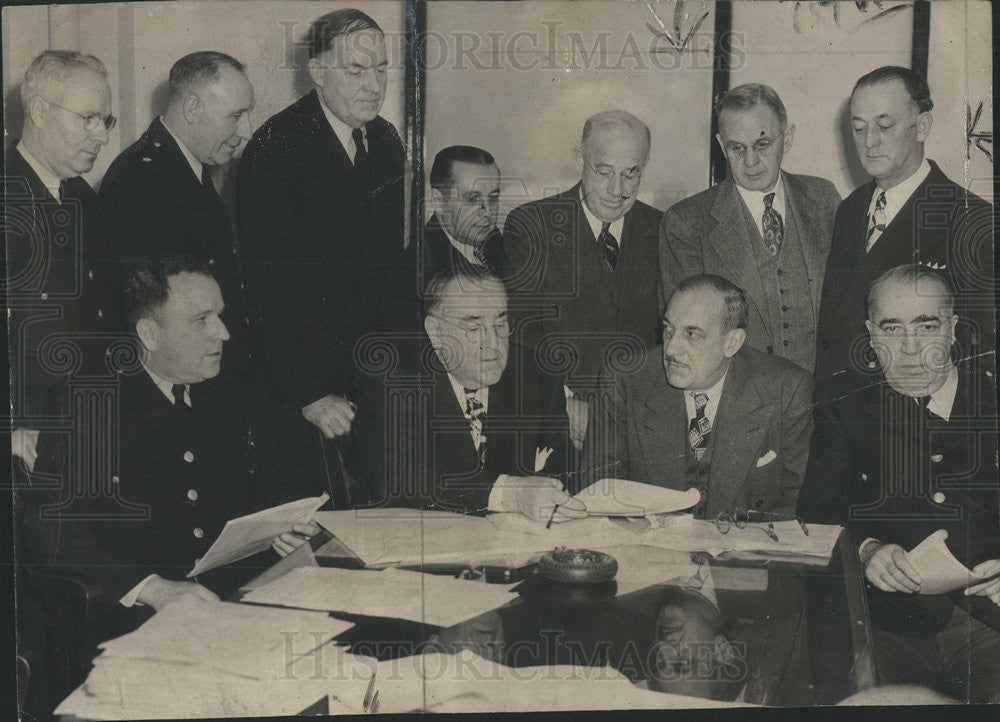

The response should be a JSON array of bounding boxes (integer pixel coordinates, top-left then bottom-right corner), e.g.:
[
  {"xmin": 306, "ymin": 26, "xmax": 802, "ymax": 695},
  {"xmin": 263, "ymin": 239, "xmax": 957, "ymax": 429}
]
[
  {"xmin": 6, "ymin": 50, "xmax": 116, "ymax": 473},
  {"xmin": 660, "ymin": 83, "xmax": 841, "ymax": 375},
  {"xmin": 504, "ymin": 110, "xmax": 663, "ymax": 456},
  {"xmin": 355, "ymin": 266, "xmax": 583, "ymax": 520}
]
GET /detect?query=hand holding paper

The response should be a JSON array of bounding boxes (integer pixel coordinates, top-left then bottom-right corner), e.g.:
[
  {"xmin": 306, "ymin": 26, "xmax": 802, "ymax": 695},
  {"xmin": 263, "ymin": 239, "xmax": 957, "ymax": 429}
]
[{"xmin": 965, "ymin": 559, "xmax": 1000, "ymax": 605}]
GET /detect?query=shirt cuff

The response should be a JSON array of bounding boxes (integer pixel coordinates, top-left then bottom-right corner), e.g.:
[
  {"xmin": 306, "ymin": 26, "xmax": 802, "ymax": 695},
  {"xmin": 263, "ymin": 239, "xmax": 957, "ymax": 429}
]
[
  {"xmin": 488, "ymin": 474, "xmax": 515, "ymax": 512},
  {"xmin": 858, "ymin": 537, "xmax": 881, "ymax": 559},
  {"xmin": 120, "ymin": 574, "xmax": 158, "ymax": 607}
]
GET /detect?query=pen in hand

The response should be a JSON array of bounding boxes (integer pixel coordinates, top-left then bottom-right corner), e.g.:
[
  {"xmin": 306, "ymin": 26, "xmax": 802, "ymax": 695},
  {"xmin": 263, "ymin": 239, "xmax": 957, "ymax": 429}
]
[{"xmin": 545, "ymin": 503, "xmax": 560, "ymax": 529}]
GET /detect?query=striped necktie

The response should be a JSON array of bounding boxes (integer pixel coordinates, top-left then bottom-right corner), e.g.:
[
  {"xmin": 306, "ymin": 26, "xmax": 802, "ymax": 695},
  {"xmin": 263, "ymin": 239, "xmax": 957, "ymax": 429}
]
[{"xmin": 866, "ymin": 190, "xmax": 887, "ymax": 252}]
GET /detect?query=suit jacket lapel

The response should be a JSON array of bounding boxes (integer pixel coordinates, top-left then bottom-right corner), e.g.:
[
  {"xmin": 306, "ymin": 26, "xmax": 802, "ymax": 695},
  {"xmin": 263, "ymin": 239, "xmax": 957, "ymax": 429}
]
[
  {"xmin": 707, "ymin": 352, "xmax": 769, "ymax": 515},
  {"xmin": 782, "ymin": 174, "xmax": 823, "ymax": 311},
  {"xmin": 637, "ymin": 368, "xmax": 689, "ymax": 490},
  {"xmin": 708, "ymin": 179, "xmax": 772, "ymax": 337}
]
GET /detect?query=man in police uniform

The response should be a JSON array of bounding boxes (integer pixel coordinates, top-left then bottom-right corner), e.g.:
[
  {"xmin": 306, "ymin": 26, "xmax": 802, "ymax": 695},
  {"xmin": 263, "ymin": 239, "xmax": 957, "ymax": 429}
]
[
  {"xmin": 23, "ymin": 255, "xmax": 287, "ymax": 639},
  {"xmin": 800, "ymin": 265, "xmax": 1000, "ymax": 701}
]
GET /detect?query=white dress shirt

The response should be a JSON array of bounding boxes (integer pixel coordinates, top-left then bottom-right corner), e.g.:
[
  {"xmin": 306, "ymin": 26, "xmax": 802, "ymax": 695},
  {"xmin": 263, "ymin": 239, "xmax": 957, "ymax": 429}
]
[
  {"xmin": 683, "ymin": 370, "xmax": 729, "ymax": 430},
  {"xmin": 16, "ymin": 141, "xmax": 63, "ymax": 202},
  {"xmin": 734, "ymin": 172, "xmax": 787, "ymax": 239},
  {"xmin": 318, "ymin": 95, "xmax": 366, "ymax": 162},
  {"xmin": 579, "ymin": 188, "xmax": 625, "ymax": 247}
]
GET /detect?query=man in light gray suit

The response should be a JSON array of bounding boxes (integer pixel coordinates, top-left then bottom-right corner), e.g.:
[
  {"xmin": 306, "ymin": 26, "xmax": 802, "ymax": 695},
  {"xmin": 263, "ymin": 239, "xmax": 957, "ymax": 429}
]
[{"xmin": 659, "ymin": 84, "xmax": 841, "ymax": 374}]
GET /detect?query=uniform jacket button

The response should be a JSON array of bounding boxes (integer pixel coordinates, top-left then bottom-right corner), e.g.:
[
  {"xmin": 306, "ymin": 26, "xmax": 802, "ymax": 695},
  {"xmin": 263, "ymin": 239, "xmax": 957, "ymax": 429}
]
[
  {"xmin": 183, "ymin": 451, "xmax": 195, "ymax": 463},
  {"xmin": 193, "ymin": 527, "xmax": 204, "ymax": 539},
  {"xmin": 187, "ymin": 489, "xmax": 199, "ymax": 501},
  {"xmin": 932, "ymin": 492, "xmax": 946, "ymax": 504}
]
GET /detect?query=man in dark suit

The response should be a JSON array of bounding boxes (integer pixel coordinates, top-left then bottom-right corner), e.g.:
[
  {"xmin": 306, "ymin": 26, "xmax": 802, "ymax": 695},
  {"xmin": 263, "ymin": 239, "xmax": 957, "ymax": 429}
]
[
  {"xmin": 22, "ymin": 256, "xmax": 290, "ymax": 639},
  {"xmin": 237, "ymin": 9, "xmax": 404, "ymax": 503},
  {"xmin": 99, "ymin": 51, "xmax": 254, "ymax": 362},
  {"xmin": 800, "ymin": 265, "xmax": 999, "ymax": 702},
  {"xmin": 815, "ymin": 66, "xmax": 993, "ymax": 382},
  {"xmin": 660, "ymin": 84, "xmax": 841, "ymax": 374},
  {"xmin": 504, "ymin": 110, "xmax": 662, "ymax": 453},
  {"xmin": 586, "ymin": 275, "xmax": 814, "ymax": 518},
  {"xmin": 382, "ymin": 145, "xmax": 507, "ymax": 337},
  {"xmin": 5, "ymin": 50, "xmax": 116, "ymax": 473},
  {"xmin": 355, "ymin": 267, "xmax": 583, "ymax": 519}
]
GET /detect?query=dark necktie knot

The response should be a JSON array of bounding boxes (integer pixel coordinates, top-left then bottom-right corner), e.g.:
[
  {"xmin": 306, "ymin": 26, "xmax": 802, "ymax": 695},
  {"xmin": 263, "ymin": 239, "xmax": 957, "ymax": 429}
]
[
  {"xmin": 352, "ymin": 127, "xmax": 370, "ymax": 182},
  {"xmin": 764, "ymin": 192, "xmax": 775, "ymax": 209},
  {"xmin": 171, "ymin": 384, "xmax": 189, "ymax": 410},
  {"xmin": 58, "ymin": 179, "xmax": 68, "ymax": 203}
]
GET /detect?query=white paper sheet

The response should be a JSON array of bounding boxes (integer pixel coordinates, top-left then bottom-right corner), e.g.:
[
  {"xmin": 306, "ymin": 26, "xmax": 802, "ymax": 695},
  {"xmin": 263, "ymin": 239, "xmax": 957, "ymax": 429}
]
[
  {"xmin": 569, "ymin": 479, "xmax": 702, "ymax": 518},
  {"xmin": 188, "ymin": 492, "xmax": 329, "ymax": 577},
  {"xmin": 907, "ymin": 529, "xmax": 1000, "ymax": 595},
  {"xmin": 97, "ymin": 596, "xmax": 352, "ymax": 679},
  {"xmin": 242, "ymin": 566, "xmax": 519, "ymax": 627}
]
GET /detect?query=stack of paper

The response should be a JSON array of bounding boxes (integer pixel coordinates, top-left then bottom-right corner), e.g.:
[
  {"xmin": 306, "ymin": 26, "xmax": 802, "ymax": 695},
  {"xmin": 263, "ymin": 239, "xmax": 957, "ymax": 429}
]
[
  {"xmin": 640, "ymin": 518, "xmax": 842, "ymax": 561},
  {"xmin": 242, "ymin": 566, "xmax": 519, "ymax": 627},
  {"xmin": 54, "ymin": 597, "xmax": 363, "ymax": 719}
]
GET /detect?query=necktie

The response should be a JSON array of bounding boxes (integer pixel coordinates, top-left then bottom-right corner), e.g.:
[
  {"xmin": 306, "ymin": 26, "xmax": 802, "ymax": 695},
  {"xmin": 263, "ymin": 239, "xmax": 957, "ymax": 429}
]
[
  {"xmin": 473, "ymin": 243, "xmax": 489, "ymax": 268},
  {"xmin": 464, "ymin": 390, "xmax": 488, "ymax": 467},
  {"xmin": 688, "ymin": 392, "xmax": 711, "ymax": 461},
  {"xmin": 598, "ymin": 222, "xmax": 618, "ymax": 271},
  {"xmin": 866, "ymin": 191, "xmax": 887, "ymax": 252},
  {"xmin": 201, "ymin": 166, "xmax": 219, "ymax": 199},
  {"xmin": 352, "ymin": 127, "xmax": 370, "ymax": 181},
  {"xmin": 762, "ymin": 192, "xmax": 783, "ymax": 256},
  {"xmin": 172, "ymin": 384, "xmax": 191, "ymax": 417},
  {"xmin": 58, "ymin": 179, "xmax": 68, "ymax": 204}
]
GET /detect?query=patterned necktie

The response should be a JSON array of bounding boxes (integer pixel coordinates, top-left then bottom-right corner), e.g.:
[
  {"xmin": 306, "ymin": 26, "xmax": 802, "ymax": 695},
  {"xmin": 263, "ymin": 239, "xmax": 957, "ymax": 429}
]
[
  {"xmin": 473, "ymin": 243, "xmax": 489, "ymax": 268},
  {"xmin": 688, "ymin": 392, "xmax": 711, "ymax": 461},
  {"xmin": 762, "ymin": 192, "xmax": 783, "ymax": 256},
  {"xmin": 464, "ymin": 390, "xmax": 488, "ymax": 467},
  {"xmin": 352, "ymin": 127, "xmax": 370, "ymax": 180},
  {"xmin": 172, "ymin": 384, "xmax": 191, "ymax": 417},
  {"xmin": 866, "ymin": 190, "xmax": 887, "ymax": 252},
  {"xmin": 598, "ymin": 222, "xmax": 618, "ymax": 271}
]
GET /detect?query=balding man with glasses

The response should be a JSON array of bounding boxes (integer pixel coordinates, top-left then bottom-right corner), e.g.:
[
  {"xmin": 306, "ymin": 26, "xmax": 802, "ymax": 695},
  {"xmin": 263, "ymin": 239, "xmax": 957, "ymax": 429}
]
[
  {"xmin": 5, "ymin": 50, "xmax": 117, "ymax": 472},
  {"xmin": 660, "ymin": 84, "xmax": 840, "ymax": 376},
  {"xmin": 504, "ymin": 110, "xmax": 663, "ymax": 456},
  {"xmin": 354, "ymin": 266, "xmax": 582, "ymax": 520}
]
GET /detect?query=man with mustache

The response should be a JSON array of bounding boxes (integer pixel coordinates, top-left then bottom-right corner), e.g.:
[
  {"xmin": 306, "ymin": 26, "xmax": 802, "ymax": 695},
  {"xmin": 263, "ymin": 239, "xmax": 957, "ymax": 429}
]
[
  {"xmin": 355, "ymin": 266, "xmax": 582, "ymax": 519},
  {"xmin": 504, "ymin": 110, "xmax": 663, "ymax": 456},
  {"xmin": 815, "ymin": 66, "xmax": 993, "ymax": 382},
  {"xmin": 800, "ymin": 265, "xmax": 1000, "ymax": 701},
  {"xmin": 585, "ymin": 274, "xmax": 813, "ymax": 519},
  {"xmin": 382, "ymin": 145, "xmax": 508, "ymax": 337},
  {"xmin": 238, "ymin": 9, "xmax": 404, "ymax": 505},
  {"xmin": 5, "ymin": 50, "xmax": 116, "ymax": 474},
  {"xmin": 100, "ymin": 51, "xmax": 255, "ymax": 365}
]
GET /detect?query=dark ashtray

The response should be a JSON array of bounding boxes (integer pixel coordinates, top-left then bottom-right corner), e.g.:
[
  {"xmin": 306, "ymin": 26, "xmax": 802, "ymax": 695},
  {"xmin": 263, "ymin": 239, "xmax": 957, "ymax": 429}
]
[{"xmin": 537, "ymin": 547, "xmax": 618, "ymax": 585}]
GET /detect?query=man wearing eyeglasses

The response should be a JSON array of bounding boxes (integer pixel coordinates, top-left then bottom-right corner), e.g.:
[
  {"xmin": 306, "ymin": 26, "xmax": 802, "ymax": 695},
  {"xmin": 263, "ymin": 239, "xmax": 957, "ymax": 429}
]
[
  {"xmin": 660, "ymin": 84, "xmax": 841, "ymax": 376},
  {"xmin": 5, "ymin": 50, "xmax": 116, "ymax": 473},
  {"xmin": 100, "ymin": 52, "xmax": 254, "ymax": 371},
  {"xmin": 814, "ymin": 66, "xmax": 993, "ymax": 383},
  {"xmin": 504, "ymin": 110, "xmax": 663, "ymax": 456},
  {"xmin": 800, "ymin": 265, "xmax": 1000, "ymax": 701},
  {"xmin": 355, "ymin": 266, "xmax": 582, "ymax": 519}
]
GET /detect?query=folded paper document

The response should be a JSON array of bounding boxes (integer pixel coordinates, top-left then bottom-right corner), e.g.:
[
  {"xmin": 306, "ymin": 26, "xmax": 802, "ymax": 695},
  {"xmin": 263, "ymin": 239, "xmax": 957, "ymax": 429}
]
[
  {"xmin": 188, "ymin": 492, "xmax": 329, "ymax": 577},
  {"xmin": 907, "ymin": 529, "xmax": 1000, "ymax": 595},
  {"xmin": 242, "ymin": 566, "xmax": 519, "ymax": 627},
  {"xmin": 570, "ymin": 479, "xmax": 701, "ymax": 518}
]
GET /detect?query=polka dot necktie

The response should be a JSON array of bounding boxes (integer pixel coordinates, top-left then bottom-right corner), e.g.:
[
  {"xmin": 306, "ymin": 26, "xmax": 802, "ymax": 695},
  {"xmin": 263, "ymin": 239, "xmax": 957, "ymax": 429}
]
[{"xmin": 762, "ymin": 192, "xmax": 783, "ymax": 256}]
